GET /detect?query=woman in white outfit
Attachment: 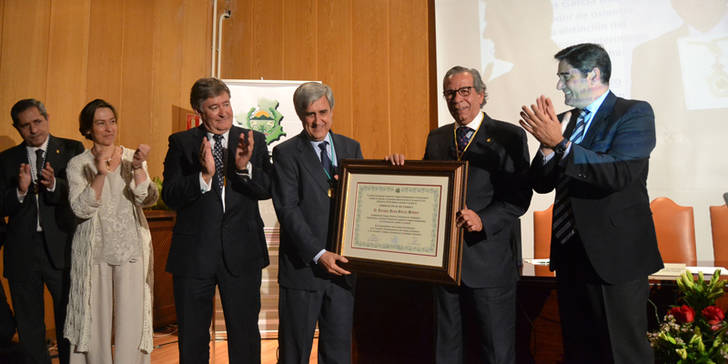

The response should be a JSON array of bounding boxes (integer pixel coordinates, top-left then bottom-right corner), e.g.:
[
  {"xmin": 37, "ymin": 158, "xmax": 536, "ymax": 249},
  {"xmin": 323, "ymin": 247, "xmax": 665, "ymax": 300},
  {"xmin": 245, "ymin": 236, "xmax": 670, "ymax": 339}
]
[{"xmin": 64, "ymin": 99, "xmax": 158, "ymax": 364}]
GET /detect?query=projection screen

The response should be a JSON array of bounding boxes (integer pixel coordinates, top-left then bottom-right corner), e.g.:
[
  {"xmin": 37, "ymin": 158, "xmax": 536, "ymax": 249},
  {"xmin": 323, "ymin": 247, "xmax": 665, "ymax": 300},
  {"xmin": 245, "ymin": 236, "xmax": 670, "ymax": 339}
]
[{"xmin": 435, "ymin": 0, "xmax": 728, "ymax": 260}]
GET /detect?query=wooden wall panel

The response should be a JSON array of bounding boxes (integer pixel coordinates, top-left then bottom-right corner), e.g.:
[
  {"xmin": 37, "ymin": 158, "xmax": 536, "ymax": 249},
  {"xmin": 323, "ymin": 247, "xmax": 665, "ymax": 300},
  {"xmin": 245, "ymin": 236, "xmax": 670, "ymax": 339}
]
[
  {"xmin": 351, "ymin": 0, "xmax": 390, "ymax": 158},
  {"xmin": 45, "ymin": 0, "xmax": 91, "ymax": 141},
  {"xmin": 119, "ymin": 0, "xmax": 155, "ymax": 171},
  {"xmin": 86, "ymin": 0, "xmax": 125, "ymax": 113},
  {"xmin": 221, "ymin": 0, "xmax": 252, "ymax": 79},
  {"xmin": 0, "ymin": 0, "xmax": 51, "ymax": 147},
  {"xmin": 0, "ymin": 1, "xmax": 3, "ymax": 65},
  {"xmin": 216, "ymin": 0, "xmax": 433, "ymax": 158},
  {"xmin": 180, "ymin": 0, "xmax": 213, "ymax": 87},
  {"xmin": 389, "ymin": 0, "xmax": 430, "ymax": 159},
  {"xmin": 250, "ymin": 0, "xmax": 284, "ymax": 79},
  {"xmin": 150, "ymin": 0, "xmax": 185, "ymax": 178},
  {"xmin": 282, "ymin": 0, "xmax": 316, "ymax": 81},
  {"xmin": 0, "ymin": 0, "xmax": 434, "ymax": 172},
  {"xmin": 318, "ymin": 0, "xmax": 353, "ymax": 139}
]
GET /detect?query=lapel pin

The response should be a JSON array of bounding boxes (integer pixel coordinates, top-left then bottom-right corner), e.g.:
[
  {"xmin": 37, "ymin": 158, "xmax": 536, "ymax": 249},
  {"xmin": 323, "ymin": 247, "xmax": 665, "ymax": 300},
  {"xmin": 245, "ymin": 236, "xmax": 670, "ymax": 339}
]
[
  {"xmin": 56, "ymin": 149, "xmax": 60, "ymax": 154},
  {"xmin": 486, "ymin": 137, "xmax": 492, "ymax": 143}
]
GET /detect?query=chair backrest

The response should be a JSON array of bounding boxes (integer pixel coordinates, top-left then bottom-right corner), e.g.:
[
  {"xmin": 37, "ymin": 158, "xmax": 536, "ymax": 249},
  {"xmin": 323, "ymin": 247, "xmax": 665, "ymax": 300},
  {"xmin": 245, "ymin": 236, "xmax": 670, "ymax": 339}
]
[
  {"xmin": 533, "ymin": 205, "xmax": 553, "ymax": 259},
  {"xmin": 710, "ymin": 205, "xmax": 728, "ymax": 263},
  {"xmin": 650, "ymin": 197, "xmax": 696, "ymax": 265}
]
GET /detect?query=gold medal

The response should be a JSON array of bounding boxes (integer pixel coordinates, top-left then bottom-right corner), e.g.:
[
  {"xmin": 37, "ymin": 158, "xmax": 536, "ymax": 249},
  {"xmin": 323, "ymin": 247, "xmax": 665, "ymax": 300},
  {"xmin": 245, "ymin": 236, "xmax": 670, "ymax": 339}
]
[{"xmin": 328, "ymin": 187, "xmax": 334, "ymax": 198}]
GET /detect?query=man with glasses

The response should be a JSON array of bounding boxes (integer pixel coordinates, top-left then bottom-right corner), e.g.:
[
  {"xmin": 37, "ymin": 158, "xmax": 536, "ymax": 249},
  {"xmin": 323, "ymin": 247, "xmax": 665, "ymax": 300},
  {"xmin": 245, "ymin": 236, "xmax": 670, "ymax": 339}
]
[{"xmin": 425, "ymin": 66, "xmax": 532, "ymax": 363}]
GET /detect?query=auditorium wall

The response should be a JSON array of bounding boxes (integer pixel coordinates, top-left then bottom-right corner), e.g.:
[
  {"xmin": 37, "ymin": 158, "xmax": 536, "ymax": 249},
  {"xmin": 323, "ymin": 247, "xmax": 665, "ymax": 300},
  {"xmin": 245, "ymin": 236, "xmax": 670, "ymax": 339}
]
[
  {"xmin": 0, "ymin": 0, "xmax": 436, "ymax": 179},
  {"xmin": 0, "ymin": 0, "xmax": 436, "ymax": 338}
]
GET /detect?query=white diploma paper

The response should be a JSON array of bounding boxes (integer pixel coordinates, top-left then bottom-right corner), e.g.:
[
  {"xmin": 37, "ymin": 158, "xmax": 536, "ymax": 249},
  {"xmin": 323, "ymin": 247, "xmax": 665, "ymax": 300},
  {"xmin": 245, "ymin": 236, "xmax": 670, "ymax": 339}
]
[{"xmin": 341, "ymin": 173, "xmax": 450, "ymax": 267}]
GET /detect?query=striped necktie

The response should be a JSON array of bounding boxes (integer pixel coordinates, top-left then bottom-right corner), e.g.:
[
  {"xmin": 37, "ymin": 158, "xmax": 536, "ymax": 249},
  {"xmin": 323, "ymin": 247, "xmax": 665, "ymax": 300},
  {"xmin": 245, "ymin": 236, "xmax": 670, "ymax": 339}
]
[
  {"xmin": 552, "ymin": 109, "xmax": 590, "ymax": 244},
  {"xmin": 569, "ymin": 109, "xmax": 590, "ymax": 144}
]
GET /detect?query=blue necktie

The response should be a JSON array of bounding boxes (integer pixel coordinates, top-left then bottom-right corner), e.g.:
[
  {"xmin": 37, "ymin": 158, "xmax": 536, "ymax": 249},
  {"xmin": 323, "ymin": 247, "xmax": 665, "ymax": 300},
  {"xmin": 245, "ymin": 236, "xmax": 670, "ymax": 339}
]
[
  {"xmin": 212, "ymin": 134, "xmax": 225, "ymax": 192},
  {"xmin": 319, "ymin": 141, "xmax": 333, "ymax": 178},
  {"xmin": 552, "ymin": 109, "xmax": 590, "ymax": 244},
  {"xmin": 456, "ymin": 126, "xmax": 473, "ymax": 152}
]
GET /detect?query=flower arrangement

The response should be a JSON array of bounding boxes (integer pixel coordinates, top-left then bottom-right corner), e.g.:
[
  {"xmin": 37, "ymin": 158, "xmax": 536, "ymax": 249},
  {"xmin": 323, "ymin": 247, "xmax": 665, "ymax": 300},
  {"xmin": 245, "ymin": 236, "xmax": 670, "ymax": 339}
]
[{"xmin": 648, "ymin": 270, "xmax": 728, "ymax": 363}]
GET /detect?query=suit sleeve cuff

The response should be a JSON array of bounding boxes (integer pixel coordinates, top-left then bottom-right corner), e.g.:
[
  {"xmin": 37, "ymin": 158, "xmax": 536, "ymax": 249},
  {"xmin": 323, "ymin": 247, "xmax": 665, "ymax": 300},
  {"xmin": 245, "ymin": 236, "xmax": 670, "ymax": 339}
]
[
  {"xmin": 199, "ymin": 172, "xmax": 212, "ymax": 193},
  {"xmin": 235, "ymin": 162, "xmax": 253, "ymax": 179},
  {"xmin": 16, "ymin": 189, "xmax": 26, "ymax": 203},
  {"xmin": 313, "ymin": 249, "xmax": 326, "ymax": 264}
]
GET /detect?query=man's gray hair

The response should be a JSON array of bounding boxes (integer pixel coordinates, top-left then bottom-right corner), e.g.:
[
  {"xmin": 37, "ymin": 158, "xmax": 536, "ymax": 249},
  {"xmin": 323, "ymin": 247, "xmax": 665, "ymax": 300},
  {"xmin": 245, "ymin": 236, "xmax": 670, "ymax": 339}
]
[
  {"xmin": 443, "ymin": 66, "xmax": 488, "ymax": 107},
  {"xmin": 293, "ymin": 82, "xmax": 335, "ymax": 119}
]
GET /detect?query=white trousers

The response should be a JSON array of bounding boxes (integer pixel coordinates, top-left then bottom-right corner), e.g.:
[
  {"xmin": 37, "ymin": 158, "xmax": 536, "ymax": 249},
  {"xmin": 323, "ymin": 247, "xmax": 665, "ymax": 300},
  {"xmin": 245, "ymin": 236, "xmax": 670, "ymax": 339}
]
[{"xmin": 70, "ymin": 259, "xmax": 150, "ymax": 364}]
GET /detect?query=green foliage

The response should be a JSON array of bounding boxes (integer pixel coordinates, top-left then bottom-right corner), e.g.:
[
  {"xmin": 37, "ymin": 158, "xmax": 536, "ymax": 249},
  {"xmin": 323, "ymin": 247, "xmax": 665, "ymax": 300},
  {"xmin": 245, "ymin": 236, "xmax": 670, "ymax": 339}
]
[
  {"xmin": 678, "ymin": 270, "xmax": 728, "ymax": 313},
  {"xmin": 149, "ymin": 176, "xmax": 169, "ymax": 210}
]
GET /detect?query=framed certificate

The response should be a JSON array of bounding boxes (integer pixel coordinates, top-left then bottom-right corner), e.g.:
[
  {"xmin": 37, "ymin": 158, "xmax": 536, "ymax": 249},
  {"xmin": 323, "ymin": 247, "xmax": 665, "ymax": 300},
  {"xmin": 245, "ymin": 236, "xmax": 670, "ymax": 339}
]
[{"xmin": 333, "ymin": 159, "xmax": 468, "ymax": 285}]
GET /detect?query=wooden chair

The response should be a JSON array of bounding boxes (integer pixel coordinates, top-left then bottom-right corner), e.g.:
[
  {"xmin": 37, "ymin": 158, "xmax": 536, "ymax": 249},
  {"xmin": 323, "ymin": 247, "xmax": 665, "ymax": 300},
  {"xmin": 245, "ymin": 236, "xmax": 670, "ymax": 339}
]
[
  {"xmin": 650, "ymin": 197, "xmax": 696, "ymax": 265},
  {"xmin": 533, "ymin": 205, "xmax": 553, "ymax": 259},
  {"xmin": 710, "ymin": 204, "xmax": 728, "ymax": 263}
]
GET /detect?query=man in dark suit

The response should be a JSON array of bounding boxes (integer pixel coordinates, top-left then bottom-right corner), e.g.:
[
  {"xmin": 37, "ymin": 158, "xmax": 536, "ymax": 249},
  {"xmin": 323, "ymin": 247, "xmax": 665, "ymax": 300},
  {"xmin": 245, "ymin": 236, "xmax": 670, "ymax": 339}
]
[
  {"xmin": 0, "ymin": 216, "xmax": 21, "ymax": 364},
  {"xmin": 0, "ymin": 218, "xmax": 16, "ymax": 348},
  {"xmin": 520, "ymin": 43, "xmax": 664, "ymax": 363},
  {"xmin": 162, "ymin": 78, "xmax": 273, "ymax": 364},
  {"xmin": 272, "ymin": 82, "xmax": 362, "ymax": 364},
  {"xmin": 0, "ymin": 98, "xmax": 84, "ymax": 364},
  {"xmin": 425, "ymin": 66, "xmax": 532, "ymax": 364}
]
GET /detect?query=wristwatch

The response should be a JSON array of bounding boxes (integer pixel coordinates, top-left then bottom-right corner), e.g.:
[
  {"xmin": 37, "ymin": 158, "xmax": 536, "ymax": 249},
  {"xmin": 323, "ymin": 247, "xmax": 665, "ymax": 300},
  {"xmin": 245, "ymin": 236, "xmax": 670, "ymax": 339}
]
[{"xmin": 552, "ymin": 138, "xmax": 568, "ymax": 154}]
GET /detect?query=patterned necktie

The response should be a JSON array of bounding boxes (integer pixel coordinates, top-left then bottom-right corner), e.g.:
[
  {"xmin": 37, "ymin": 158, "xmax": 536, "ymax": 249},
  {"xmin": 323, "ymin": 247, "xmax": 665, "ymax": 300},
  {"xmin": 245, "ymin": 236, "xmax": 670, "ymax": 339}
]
[
  {"xmin": 212, "ymin": 134, "xmax": 225, "ymax": 192},
  {"xmin": 456, "ymin": 126, "xmax": 473, "ymax": 153},
  {"xmin": 319, "ymin": 141, "xmax": 333, "ymax": 178},
  {"xmin": 552, "ymin": 109, "xmax": 590, "ymax": 244},
  {"xmin": 569, "ymin": 109, "xmax": 590, "ymax": 144},
  {"xmin": 35, "ymin": 149, "xmax": 44, "ymax": 189}
]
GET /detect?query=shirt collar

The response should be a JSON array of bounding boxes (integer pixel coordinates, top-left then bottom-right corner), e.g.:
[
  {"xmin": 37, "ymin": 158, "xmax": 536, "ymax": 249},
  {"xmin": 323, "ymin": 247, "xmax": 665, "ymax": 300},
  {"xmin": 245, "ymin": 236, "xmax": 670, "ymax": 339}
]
[
  {"xmin": 25, "ymin": 136, "xmax": 49, "ymax": 154},
  {"xmin": 206, "ymin": 130, "xmax": 230, "ymax": 146},
  {"xmin": 584, "ymin": 90, "xmax": 610, "ymax": 115},
  {"xmin": 309, "ymin": 132, "xmax": 337, "ymax": 164},
  {"xmin": 457, "ymin": 111, "xmax": 484, "ymax": 131},
  {"xmin": 309, "ymin": 132, "xmax": 332, "ymax": 148}
]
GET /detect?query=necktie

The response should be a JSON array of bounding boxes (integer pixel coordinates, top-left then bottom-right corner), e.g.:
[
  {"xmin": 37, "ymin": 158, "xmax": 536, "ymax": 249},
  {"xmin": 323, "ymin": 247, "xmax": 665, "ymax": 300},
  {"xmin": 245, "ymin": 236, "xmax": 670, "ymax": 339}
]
[
  {"xmin": 456, "ymin": 126, "xmax": 473, "ymax": 153},
  {"xmin": 569, "ymin": 109, "xmax": 590, "ymax": 144},
  {"xmin": 212, "ymin": 134, "xmax": 225, "ymax": 192},
  {"xmin": 35, "ymin": 149, "xmax": 44, "ymax": 192},
  {"xmin": 552, "ymin": 109, "xmax": 590, "ymax": 244},
  {"xmin": 319, "ymin": 141, "xmax": 333, "ymax": 178}
]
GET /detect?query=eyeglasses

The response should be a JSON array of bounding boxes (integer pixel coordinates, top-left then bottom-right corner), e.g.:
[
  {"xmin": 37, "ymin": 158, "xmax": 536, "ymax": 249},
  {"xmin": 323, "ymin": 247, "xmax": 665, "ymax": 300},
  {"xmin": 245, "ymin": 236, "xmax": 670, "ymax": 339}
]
[{"xmin": 443, "ymin": 86, "xmax": 473, "ymax": 99}]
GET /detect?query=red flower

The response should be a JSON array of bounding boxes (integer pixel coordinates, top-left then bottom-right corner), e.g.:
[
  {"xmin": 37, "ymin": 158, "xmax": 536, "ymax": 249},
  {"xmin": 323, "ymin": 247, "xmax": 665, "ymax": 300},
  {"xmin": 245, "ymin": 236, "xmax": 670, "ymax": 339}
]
[
  {"xmin": 669, "ymin": 305, "xmax": 695, "ymax": 323},
  {"xmin": 702, "ymin": 305, "xmax": 724, "ymax": 329}
]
